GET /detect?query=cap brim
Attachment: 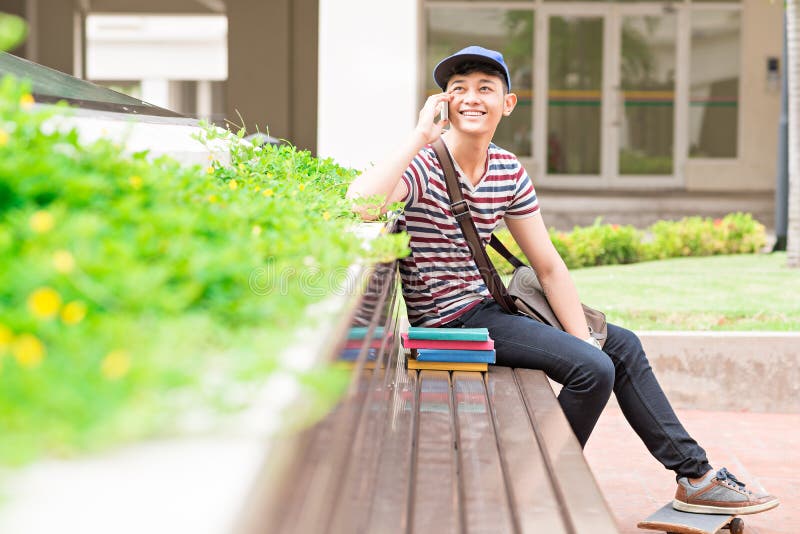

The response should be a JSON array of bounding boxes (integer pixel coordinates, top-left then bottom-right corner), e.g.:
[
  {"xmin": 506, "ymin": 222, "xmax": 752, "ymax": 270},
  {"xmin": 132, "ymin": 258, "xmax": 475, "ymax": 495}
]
[{"xmin": 433, "ymin": 53, "xmax": 509, "ymax": 91}]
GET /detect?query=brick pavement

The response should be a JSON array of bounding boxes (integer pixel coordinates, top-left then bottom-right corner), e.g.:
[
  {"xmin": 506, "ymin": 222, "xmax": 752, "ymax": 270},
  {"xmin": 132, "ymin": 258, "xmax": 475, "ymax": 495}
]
[{"xmin": 585, "ymin": 406, "xmax": 799, "ymax": 534}]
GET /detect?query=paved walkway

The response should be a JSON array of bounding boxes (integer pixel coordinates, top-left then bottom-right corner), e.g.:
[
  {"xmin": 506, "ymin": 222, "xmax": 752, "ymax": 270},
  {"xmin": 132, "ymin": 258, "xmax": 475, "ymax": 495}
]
[{"xmin": 585, "ymin": 406, "xmax": 799, "ymax": 534}]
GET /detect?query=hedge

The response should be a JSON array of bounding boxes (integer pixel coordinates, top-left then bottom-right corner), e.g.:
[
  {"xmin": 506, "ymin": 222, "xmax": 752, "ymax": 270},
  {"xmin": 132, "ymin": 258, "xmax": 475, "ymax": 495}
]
[
  {"xmin": 489, "ymin": 214, "xmax": 767, "ymax": 275},
  {"xmin": 0, "ymin": 75, "xmax": 408, "ymax": 466}
]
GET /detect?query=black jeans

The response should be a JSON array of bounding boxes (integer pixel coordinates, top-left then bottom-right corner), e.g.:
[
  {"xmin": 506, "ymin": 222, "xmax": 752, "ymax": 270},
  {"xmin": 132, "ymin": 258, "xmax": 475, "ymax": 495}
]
[{"xmin": 444, "ymin": 298, "xmax": 710, "ymax": 479}]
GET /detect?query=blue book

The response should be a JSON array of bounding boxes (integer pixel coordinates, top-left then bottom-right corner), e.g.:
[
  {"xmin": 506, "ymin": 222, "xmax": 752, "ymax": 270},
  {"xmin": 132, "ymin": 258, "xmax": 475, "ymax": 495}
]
[
  {"xmin": 339, "ymin": 348, "xmax": 377, "ymax": 361},
  {"xmin": 415, "ymin": 348, "xmax": 496, "ymax": 364},
  {"xmin": 407, "ymin": 327, "xmax": 489, "ymax": 342}
]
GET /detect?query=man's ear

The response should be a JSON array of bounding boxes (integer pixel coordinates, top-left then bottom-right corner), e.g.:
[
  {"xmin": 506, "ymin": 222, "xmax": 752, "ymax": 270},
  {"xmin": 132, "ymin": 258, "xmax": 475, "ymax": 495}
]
[{"xmin": 503, "ymin": 93, "xmax": 518, "ymax": 116}]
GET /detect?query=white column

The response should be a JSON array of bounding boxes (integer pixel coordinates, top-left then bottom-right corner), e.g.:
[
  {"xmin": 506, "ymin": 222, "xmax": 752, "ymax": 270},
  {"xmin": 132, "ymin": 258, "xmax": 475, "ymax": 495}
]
[
  {"xmin": 788, "ymin": 0, "xmax": 800, "ymax": 266},
  {"xmin": 196, "ymin": 80, "xmax": 213, "ymax": 120},
  {"xmin": 140, "ymin": 79, "xmax": 170, "ymax": 109},
  {"xmin": 317, "ymin": 0, "xmax": 419, "ymax": 170}
]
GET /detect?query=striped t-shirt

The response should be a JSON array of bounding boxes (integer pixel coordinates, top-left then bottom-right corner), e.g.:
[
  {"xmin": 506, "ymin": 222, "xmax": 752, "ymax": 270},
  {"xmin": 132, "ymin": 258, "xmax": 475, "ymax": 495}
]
[{"xmin": 398, "ymin": 141, "xmax": 540, "ymax": 327}]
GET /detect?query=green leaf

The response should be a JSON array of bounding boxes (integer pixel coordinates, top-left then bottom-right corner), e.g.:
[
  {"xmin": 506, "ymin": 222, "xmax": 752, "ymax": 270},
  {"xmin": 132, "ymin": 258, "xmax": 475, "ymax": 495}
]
[{"xmin": 0, "ymin": 14, "xmax": 28, "ymax": 52}]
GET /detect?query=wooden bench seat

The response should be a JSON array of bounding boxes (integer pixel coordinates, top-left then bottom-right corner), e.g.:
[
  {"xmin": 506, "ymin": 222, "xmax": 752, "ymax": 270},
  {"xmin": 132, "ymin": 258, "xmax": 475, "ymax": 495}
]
[
  {"xmin": 247, "ymin": 259, "xmax": 620, "ymax": 534},
  {"xmin": 259, "ymin": 366, "xmax": 619, "ymax": 534}
]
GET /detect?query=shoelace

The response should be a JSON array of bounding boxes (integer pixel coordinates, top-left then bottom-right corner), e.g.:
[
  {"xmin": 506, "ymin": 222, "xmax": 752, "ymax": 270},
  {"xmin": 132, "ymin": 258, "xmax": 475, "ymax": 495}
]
[{"xmin": 716, "ymin": 467, "xmax": 752, "ymax": 494}]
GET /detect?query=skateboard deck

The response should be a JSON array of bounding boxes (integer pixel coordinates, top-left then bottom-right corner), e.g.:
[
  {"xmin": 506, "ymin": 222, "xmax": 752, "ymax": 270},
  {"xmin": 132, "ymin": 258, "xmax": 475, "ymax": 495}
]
[{"xmin": 638, "ymin": 503, "xmax": 744, "ymax": 534}]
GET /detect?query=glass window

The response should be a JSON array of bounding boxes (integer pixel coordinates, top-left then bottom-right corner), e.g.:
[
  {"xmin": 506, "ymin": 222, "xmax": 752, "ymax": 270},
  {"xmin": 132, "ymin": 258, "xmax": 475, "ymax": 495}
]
[
  {"xmin": 548, "ymin": 16, "xmax": 603, "ymax": 175},
  {"xmin": 689, "ymin": 10, "xmax": 740, "ymax": 158},
  {"xmin": 619, "ymin": 14, "xmax": 677, "ymax": 175},
  {"xmin": 425, "ymin": 7, "xmax": 534, "ymax": 157}
]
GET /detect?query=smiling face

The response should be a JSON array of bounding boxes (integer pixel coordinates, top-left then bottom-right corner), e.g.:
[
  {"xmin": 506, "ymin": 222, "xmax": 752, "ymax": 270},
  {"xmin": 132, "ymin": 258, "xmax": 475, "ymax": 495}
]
[{"xmin": 445, "ymin": 70, "xmax": 517, "ymax": 140}]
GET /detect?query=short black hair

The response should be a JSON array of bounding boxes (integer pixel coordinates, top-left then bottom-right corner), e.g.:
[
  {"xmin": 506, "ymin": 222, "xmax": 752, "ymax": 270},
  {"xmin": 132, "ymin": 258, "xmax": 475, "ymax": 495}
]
[{"xmin": 444, "ymin": 61, "xmax": 509, "ymax": 93}]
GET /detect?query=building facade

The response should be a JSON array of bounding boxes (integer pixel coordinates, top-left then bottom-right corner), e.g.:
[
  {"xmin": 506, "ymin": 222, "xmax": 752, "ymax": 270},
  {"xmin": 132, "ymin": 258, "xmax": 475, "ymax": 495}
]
[{"xmin": 5, "ymin": 0, "xmax": 785, "ymax": 198}]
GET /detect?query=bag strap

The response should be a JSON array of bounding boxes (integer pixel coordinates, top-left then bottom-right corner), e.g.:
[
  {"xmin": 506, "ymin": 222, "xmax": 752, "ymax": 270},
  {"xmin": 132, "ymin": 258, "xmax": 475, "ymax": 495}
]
[
  {"xmin": 488, "ymin": 234, "xmax": 525, "ymax": 270},
  {"xmin": 430, "ymin": 138, "xmax": 518, "ymax": 315}
]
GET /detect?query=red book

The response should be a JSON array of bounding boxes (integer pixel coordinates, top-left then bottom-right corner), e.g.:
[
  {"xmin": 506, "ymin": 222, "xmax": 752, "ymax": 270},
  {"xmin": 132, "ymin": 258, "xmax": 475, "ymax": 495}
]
[
  {"xmin": 401, "ymin": 333, "xmax": 494, "ymax": 351},
  {"xmin": 344, "ymin": 339, "xmax": 385, "ymax": 350}
]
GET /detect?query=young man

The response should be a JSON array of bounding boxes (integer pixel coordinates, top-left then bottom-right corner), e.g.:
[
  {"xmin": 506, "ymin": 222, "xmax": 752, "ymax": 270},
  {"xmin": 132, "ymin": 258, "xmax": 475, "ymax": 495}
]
[{"xmin": 347, "ymin": 45, "xmax": 779, "ymax": 515}]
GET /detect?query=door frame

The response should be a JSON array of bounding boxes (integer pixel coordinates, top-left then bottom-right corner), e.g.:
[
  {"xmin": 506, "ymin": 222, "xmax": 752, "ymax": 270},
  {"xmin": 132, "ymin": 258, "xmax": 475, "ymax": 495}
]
[{"xmin": 532, "ymin": 3, "xmax": 687, "ymax": 190}]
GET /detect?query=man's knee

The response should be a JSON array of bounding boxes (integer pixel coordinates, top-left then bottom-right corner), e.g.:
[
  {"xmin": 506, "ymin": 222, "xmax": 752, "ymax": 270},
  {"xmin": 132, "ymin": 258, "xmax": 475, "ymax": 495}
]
[
  {"xmin": 571, "ymin": 350, "xmax": 615, "ymax": 395},
  {"xmin": 607, "ymin": 324, "xmax": 651, "ymax": 369}
]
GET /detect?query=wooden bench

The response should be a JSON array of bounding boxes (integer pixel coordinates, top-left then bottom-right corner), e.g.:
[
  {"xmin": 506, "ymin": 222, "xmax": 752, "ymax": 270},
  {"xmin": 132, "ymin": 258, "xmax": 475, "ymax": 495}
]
[{"xmin": 246, "ymin": 258, "xmax": 620, "ymax": 534}]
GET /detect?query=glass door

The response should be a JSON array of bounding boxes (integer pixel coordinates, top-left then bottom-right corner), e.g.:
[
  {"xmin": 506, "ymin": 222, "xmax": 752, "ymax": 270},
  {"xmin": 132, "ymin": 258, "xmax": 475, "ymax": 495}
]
[
  {"xmin": 535, "ymin": 9, "xmax": 606, "ymax": 186},
  {"xmin": 535, "ymin": 5, "xmax": 682, "ymax": 188},
  {"xmin": 612, "ymin": 6, "xmax": 680, "ymax": 186}
]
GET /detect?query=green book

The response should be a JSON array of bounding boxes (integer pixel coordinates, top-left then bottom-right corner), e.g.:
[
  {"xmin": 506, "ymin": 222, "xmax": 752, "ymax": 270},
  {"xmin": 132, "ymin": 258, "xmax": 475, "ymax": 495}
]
[
  {"xmin": 407, "ymin": 327, "xmax": 489, "ymax": 342},
  {"xmin": 347, "ymin": 326, "xmax": 385, "ymax": 340}
]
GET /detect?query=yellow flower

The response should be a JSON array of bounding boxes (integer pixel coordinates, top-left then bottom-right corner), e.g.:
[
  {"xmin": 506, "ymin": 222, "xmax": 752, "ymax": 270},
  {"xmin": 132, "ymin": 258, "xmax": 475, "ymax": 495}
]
[
  {"xmin": 129, "ymin": 175, "xmax": 143, "ymax": 190},
  {"xmin": 206, "ymin": 166, "xmax": 215, "ymax": 174},
  {"xmin": 252, "ymin": 225, "xmax": 262, "ymax": 236},
  {"xmin": 19, "ymin": 94, "xmax": 35, "ymax": 110},
  {"xmin": 254, "ymin": 186, "xmax": 261, "ymax": 193},
  {"xmin": 53, "ymin": 250, "xmax": 75, "ymax": 273},
  {"xmin": 238, "ymin": 163, "xmax": 246, "ymax": 170},
  {"xmin": 229, "ymin": 179, "xmax": 238, "ymax": 190},
  {"xmin": 61, "ymin": 301, "xmax": 87, "ymax": 325},
  {"xmin": 208, "ymin": 194, "xmax": 218, "ymax": 203},
  {"xmin": 207, "ymin": 154, "xmax": 215, "ymax": 161},
  {"xmin": 30, "ymin": 210, "xmax": 54, "ymax": 233},
  {"xmin": 263, "ymin": 189, "xmax": 274, "ymax": 197},
  {"xmin": 0, "ymin": 129, "xmax": 8, "ymax": 147},
  {"xmin": 322, "ymin": 211, "xmax": 331, "ymax": 221},
  {"xmin": 101, "ymin": 350, "xmax": 131, "ymax": 380},
  {"xmin": 12, "ymin": 334, "xmax": 45, "ymax": 368},
  {"xmin": 27, "ymin": 287, "xmax": 62, "ymax": 319},
  {"xmin": 0, "ymin": 324, "xmax": 13, "ymax": 351},
  {"xmin": 298, "ymin": 183, "xmax": 306, "ymax": 191}
]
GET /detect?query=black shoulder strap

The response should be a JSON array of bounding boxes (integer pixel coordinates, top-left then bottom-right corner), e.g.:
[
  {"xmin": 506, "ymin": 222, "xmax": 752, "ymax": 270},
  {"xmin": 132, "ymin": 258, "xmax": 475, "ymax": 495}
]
[{"xmin": 430, "ymin": 138, "xmax": 518, "ymax": 315}]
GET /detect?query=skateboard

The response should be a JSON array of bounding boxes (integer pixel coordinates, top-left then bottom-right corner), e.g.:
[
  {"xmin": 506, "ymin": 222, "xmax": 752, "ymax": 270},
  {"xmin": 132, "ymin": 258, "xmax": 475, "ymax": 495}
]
[{"xmin": 638, "ymin": 503, "xmax": 744, "ymax": 534}]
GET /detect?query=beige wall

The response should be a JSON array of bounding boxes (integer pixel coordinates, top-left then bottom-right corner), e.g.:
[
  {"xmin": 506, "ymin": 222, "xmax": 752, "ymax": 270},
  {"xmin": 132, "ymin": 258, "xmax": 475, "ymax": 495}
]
[
  {"xmin": 225, "ymin": 0, "xmax": 318, "ymax": 152},
  {"xmin": 6, "ymin": 0, "xmax": 82, "ymax": 77},
  {"xmin": 685, "ymin": 0, "xmax": 784, "ymax": 192},
  {"xmin": 8, "ymin": 0, "xmax": 319, "ymax": 153}
]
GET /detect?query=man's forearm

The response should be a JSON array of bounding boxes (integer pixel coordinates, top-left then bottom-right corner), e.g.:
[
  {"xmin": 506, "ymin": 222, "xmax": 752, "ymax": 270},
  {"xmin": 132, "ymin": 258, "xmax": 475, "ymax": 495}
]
[
  {"xmin": 346, "ymin": 130, "xmax": 427, "ymax": 208},
  {"xmin": 539, "ymin": 265, "xmax": 590, "ymax": 339}
]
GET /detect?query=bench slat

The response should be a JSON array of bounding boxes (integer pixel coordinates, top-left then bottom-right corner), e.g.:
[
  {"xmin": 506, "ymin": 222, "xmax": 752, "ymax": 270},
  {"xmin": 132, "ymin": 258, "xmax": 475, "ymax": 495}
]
[
  {"xmin": 365, "ymin": 368, "xmax": 418, "ymax": 533},
  {"xmin": 329, "ymin": 294, "xmax": 402, "ymax": 532},
  {"xmin": 515, "ymin": 369, "xmax": 619, "ymax": 534},
  {"xmin": 412, "ymin": 370, "xmax": 460, "ymax": 534},
  {"xmin": 276, "ymin": 367, "xmax": 374, "ymax": 533},
  {"xmin": 453, "ymin": 371, "xmax": 515, "ymax": 534},
  {"xmin": 486, "ymin": 366, "xmax": 570, "ymax": 533}
]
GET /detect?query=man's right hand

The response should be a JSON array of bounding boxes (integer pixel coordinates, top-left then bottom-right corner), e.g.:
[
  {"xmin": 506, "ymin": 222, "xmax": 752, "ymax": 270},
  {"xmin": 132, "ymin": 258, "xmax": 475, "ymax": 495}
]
[
  {"xmin": 346, "ymin": 94, "xmax": 453, "ymax": 219},
  {"xmin": 414, "ymin": 93, "xmax": 453, "ymax": 145}
]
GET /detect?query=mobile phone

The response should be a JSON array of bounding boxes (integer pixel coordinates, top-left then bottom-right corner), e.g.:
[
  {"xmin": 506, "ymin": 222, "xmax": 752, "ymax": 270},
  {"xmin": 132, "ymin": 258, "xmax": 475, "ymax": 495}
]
[{"xmin": 439, "ymin": 103, "xmax": 448, "ymax": 123}]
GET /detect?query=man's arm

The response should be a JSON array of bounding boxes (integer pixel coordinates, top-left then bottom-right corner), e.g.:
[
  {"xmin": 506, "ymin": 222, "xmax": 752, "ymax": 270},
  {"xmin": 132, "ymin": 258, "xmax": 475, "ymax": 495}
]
[
  {"xmin": 505, "ymin": 213, "xmax": 591, "ymax": 340},
  {"xmin": 346, "ymin": 93, "xmax": 452, "ymax": 220}
]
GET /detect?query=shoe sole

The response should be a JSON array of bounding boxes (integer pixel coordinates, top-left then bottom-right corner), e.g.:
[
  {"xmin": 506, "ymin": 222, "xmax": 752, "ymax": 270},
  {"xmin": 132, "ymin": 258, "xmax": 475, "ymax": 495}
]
[{"xmin": 672, "ymin": 498, "xmax": 780, "ymax": 515}]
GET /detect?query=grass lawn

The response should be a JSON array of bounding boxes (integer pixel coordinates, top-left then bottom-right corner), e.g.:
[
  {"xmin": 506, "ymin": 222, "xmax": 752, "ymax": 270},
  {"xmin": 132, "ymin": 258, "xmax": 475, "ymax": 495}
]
[{"xmin": 568, "ymin": 252, "xmax": 800, "ymax": 331}]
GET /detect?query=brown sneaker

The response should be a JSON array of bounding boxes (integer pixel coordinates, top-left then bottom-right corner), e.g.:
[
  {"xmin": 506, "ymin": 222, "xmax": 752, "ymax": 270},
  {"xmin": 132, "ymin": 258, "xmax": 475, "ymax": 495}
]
[{"xmin": 673, "ymin": 467, "xmax": 780, "ymax": 515}]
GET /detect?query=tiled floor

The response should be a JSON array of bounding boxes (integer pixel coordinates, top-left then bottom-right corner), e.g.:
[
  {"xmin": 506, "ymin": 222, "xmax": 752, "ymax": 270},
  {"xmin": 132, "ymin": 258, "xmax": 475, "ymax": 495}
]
[{"xmin": 585, "ymin": 406, "xmax": 800, "ymax": 534}]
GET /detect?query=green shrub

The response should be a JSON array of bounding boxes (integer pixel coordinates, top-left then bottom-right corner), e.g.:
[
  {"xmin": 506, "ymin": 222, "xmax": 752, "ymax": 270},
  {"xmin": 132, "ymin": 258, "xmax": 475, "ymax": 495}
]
[
  {"xmin": 0, "ymin": 75, "xmax": 408, "ymax": 466},
  {"xmin": 490, "ymin": 213, "xmax": 766, "ymax": 274},
  {"xmin": 643, "ymin": 213, "xmax": 767, "ymax": 260}
]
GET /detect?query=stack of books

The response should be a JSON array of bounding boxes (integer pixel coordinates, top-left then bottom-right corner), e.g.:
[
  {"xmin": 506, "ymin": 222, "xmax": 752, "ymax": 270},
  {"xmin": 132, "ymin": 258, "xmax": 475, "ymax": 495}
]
[
  {"xmin": 338, "ymin": 326, "xmax": 390, "ymax": 369},
  {"xmin": 402, "ymin": 327, "xmax": 495, "ymax": 371}
]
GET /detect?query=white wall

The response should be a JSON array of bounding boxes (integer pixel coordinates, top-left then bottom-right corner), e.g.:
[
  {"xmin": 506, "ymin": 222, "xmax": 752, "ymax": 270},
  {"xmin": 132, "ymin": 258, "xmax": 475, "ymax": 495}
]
[
  {"xmin": 86, "ymin": 15, "xmax": 227, "ymax": 81},
  {"xmin": 317, "ymin": 0, "xmax": 419, "ymax": 171}
]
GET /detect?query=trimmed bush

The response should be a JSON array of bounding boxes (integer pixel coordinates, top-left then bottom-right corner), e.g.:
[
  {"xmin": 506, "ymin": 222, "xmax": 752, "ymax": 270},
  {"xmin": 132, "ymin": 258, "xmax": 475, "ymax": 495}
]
[
  {"xmin": 0, "ymin": 76, "xmax": 408, "ymax": 465},
  {"xmin": 490, "ymin": 214, "xmax": 766, "ymax": 274}
]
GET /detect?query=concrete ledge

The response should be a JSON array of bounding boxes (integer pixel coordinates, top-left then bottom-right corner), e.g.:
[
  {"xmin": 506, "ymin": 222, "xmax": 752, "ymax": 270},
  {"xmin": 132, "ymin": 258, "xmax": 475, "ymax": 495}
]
[{"xmin": 637, "ymin": 331, "xmax": 800, "ymax": 413}]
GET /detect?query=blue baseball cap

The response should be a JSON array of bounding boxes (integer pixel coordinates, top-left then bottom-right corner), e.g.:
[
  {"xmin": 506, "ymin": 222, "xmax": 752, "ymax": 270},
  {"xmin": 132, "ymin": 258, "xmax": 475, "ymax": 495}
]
[{"xmin": 433, "ymin": 45, "xmax": 512, "ymax": 92}]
